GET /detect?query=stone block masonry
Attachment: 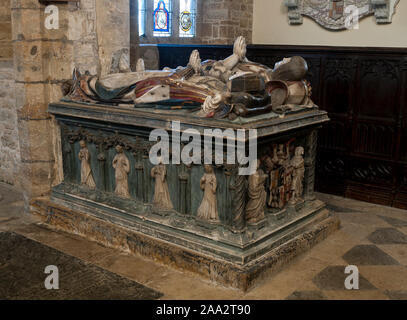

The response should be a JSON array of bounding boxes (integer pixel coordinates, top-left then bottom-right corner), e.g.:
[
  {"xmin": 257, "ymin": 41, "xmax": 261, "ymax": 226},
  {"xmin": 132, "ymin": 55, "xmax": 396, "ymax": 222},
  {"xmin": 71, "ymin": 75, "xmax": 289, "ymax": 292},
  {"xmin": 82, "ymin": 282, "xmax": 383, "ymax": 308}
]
[
  {"xmin": 198, "ymin": 0, "xmax": 253, "ymax": 44},
  {"xmin": 9, "ymin": 0, "xmax": 130, "ymax": 200},
  {"xmin": 0, "ymin": 60, "xmax": 20, "ymax": 186},
  {"xmin": 0, "ymin": 0, "xmax": 12, "ymax": 59},
  {"xmin": 0, "ymin": 1, "xmax": 20, "ymax": 186}
]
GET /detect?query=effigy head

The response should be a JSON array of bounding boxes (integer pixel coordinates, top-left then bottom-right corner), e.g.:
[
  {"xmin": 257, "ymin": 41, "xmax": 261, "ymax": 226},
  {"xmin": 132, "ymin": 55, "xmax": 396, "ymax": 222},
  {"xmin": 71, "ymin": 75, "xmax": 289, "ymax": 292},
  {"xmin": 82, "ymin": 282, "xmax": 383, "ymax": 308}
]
[
  {"xmin": 271, "ymin": 56, "xmax": 308, "ymax": 81},
  {"xmin": 295, "ymin": 146, "xmax": 304, "ymax": 157},
  {"xmin": 204, "ymin": 164, "xmax": 214, "ymax": 174},
  {"xmin": 79, "ymin": 140, "xmax": 86, "ymax": 148},
  {"xmin": 136, "ymin": 58, "xmax": 145, "ymax": 72}
]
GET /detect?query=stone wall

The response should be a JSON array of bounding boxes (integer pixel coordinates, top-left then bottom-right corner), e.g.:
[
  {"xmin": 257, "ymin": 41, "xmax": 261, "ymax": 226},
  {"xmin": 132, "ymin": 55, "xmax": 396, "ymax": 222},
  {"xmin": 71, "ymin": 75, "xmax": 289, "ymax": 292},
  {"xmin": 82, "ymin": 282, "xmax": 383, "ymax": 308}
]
[
  {"xmin": 138, "ymin": 0, "xmax": 253, "ymax": 45},
  {"xmin": 0, "ymin": 60, "xmax": 20, "ymax": 186},
  {"xmin": 198, "ymin": 0, "xmax": 253, "ymax": 44},
  {"xmin": 0, "ymin": 0, "xmax": 12, "ymax": 59},
  {"xmin": 0, "ymin": 0, "xmax": 19, "ymax": 186},
  {"xmin": 136, "ymin": 0, "xmax": 253, "ymax": 69},
  {"xmin": 10, "ymin": 0, "xmax": 129, "ymax": 199},
  {"xmin": 5, "ymin": 0, "xmax": 253, "ymax": 200}
]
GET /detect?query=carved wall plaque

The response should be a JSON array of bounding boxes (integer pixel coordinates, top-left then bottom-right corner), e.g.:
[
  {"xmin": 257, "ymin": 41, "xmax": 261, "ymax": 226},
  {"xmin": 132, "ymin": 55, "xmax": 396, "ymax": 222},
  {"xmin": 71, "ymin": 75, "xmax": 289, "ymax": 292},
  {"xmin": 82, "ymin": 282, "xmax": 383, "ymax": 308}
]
[{"xmin": 284, "ymin": 0, "xmax": 400, "ymax": 30}]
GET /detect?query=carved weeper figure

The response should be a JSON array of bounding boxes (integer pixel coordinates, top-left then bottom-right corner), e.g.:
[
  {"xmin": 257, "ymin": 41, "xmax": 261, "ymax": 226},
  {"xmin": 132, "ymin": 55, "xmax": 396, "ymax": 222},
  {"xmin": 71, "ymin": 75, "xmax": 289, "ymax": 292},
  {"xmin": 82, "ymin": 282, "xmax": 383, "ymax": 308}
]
[
  {"xmin": 151, "ymin": 159, "xmax": 173, "ymax": 210},
  {"xmin": 290, "ymin": 146, "xmax": 305, "ymax": 204},
  {"xmin": 78, "ymin": 140, "xmax": 96, "ymax": 189},
  {"xmin": 197, "ymin": 165, "xmax": 219, "ymax": 223},
  {"xmin": 246, "ymin": 160, "xmax": 268, "ymax": 224},
  {"xmin": 112, "ymin": 145, "xmax": 130, "ymax": 198}
]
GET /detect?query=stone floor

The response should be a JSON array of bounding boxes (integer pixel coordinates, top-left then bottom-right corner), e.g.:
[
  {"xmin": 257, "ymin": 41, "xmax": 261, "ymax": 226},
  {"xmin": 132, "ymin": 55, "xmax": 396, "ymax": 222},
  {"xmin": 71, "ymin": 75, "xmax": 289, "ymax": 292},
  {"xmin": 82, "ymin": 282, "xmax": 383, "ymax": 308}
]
[{"xmin": 1, "ymin": 182, "xmax": 407, "ymax": 300}]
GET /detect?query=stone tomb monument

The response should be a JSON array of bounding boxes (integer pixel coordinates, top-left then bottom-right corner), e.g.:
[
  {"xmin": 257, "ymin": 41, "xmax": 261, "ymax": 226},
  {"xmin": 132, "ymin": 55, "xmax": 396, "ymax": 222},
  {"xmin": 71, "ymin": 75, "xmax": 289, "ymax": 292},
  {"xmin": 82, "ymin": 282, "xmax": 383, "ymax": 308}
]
[{"xmin": 31, "ymin": 37, "xmax": 340, "ymax": 291}]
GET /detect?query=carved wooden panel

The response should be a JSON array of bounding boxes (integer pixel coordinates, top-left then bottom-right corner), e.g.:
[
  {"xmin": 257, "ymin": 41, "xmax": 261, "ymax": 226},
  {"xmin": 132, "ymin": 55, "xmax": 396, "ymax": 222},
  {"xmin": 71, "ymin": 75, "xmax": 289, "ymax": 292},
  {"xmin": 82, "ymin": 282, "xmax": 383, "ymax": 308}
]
[
  {"xmin": 156, "ymin": 44, "xmax": 407, "ymax": 209},
  {"xmin": 357, "ymin": 59, "xmax": 401, "ymax": 120}
]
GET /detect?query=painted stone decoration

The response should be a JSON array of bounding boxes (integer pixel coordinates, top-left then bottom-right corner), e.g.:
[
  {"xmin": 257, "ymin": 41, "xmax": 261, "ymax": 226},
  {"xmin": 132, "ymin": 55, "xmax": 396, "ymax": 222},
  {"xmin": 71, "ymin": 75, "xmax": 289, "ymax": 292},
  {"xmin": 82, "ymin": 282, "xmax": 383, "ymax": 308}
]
[
  {"xmin": 45, "ymin": 35, "xmax": 339, "ymax": 289},
  {"xmin": 197, "ymin": 165, "xmax": 219, "ymax": 223},
  {"xmin": 151, "ymin": 160, "xmax": 174, "ymax": 211},
  {"xmin": 62, "ymin": 36, "xmax": 315, "ymax": 120},
  {"xmin": 284, "ymin": 0, "xmax": 400, "ymax": 30},
  {"xmin": 290, "ymin": 146, "xmax": 305, "ymax": 204},
  {"xmin": 265, "ymin": 143, "xmax": 294, "ymax": 209},
  {"xmin": 112, "ymin": 145, "xmax": 131, "ymax": 198},
  {"xmin": 245, "ymin": 160, "xmax": 268, "ymax": 224},
  {"xmin": 78, "ymin": 140, "xmax": 96, "ymax": 189}
]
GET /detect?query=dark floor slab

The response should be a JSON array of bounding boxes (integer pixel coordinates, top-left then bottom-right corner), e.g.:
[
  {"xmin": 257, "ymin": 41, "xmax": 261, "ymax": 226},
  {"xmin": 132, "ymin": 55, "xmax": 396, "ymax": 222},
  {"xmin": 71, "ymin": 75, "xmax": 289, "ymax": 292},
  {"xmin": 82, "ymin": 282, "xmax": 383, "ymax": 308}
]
[
  {"xmin": 343, "ymin": 245, "xmax": 400, "ymax": 266},
  {"xmin": 325, "ymin": 204, "xmax": 359, "ymax": 213},
  {"xmin": 384, "ymin": 290, "xmax": 407, "ymax": 300},
  {"xmin": 368, "ymin": 228, "xmax": 407, "ymax": 245},
  {"xmin": 312, "ymin": 266, "xmax": 376, "ymax": 290},
  {"xmin": 378, "ymin": 216, "xmax": 407, "ymax": 228},
  {"xmin": 286, "ymin": 290, "xmax": 327, "ymax": 300},
  {"xmin": 312, "ymin": 266, "xmax": 376, "ymax": 291},
  {"xmin": 0, "ymin": 232, "xmax": 163, "ymax": 300}
]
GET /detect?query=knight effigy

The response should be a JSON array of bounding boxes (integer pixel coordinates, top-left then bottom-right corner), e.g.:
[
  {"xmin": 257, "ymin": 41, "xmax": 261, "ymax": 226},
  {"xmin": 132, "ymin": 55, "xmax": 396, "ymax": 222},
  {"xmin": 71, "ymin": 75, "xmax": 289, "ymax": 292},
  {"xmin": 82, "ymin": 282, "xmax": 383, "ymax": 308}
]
[{"xmin": 63, "ymin": 36, "xmax": 314, "ymax": 120}]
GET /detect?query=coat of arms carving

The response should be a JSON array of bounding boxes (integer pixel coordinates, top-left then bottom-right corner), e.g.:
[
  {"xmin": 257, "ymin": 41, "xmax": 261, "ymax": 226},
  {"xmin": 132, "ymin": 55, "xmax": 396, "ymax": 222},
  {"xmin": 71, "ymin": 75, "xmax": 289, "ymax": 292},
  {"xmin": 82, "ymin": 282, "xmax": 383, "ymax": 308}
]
[{"xmin": 284, "ymin": 0, "xmax": 399, "ymax": 30}]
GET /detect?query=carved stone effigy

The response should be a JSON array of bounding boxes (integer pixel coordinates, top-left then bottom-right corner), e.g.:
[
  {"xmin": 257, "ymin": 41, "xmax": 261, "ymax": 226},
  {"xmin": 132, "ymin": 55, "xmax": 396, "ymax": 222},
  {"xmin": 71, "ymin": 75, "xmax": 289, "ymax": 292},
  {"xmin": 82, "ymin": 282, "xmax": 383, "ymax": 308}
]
[
  {"xmin": 78, "ymin": 140, "xmax": 96, "ymax": 189},
  {"xmin": 62, "ymin": 36, "xmax": 315, "ymax": 120},
  {"xmin": 151, "ymin": 161, "xmax": 174, "ymax": 211},
  {"xmin": 245, "ymin": 160, "xmax": 268, "ymax": 224},
  {"xmin": 31, "ymin": 36, "xmax": 340, "ymax": 291},
  {"xmin": 197, "ymin": 165, "xmax": 220, "ymax": 224},
  {"xmin": 112, "ymin": 145, "xmax": 131, "ymax": 198}
]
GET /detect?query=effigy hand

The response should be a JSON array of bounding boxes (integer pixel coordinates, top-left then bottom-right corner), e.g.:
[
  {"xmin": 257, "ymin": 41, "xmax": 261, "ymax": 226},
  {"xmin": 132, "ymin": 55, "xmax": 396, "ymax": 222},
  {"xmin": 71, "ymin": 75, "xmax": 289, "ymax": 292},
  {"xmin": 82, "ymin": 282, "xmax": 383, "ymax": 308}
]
[
  {"xmin": 233, "ymin": 36, "xmax": 247, "ymax": 62},
  {"xmin": 188, "ymin": 50, "xmax": 202, "ymax": 74}
]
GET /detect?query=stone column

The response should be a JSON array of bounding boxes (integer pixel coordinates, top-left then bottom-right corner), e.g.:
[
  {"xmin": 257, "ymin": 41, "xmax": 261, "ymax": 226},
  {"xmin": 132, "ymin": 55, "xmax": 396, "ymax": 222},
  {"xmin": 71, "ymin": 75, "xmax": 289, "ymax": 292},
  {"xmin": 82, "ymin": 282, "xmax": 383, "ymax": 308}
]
[
  {"xmin": 0, "ymin": 0, "xmax": 20, "ymax": 186},
  {"xmin": 95, "ymin": 0, "xmax": 130, "ymax": 76},
  {"xmin": 12, "ymin": 0, "xmax": 55, "ymax": 200},
  {"xmin": 11, "ymin": 0, "xmax": 102, "ymax": 202},
  {"xmin": 304, "ymin": 129, "xmax": 318, "ymax": 202}
]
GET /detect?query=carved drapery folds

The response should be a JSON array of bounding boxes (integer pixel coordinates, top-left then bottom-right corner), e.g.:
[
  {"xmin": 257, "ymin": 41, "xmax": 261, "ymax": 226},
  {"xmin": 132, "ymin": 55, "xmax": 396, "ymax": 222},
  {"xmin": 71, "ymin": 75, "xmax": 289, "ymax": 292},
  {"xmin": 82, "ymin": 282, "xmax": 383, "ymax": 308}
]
[
  {"xmin": 78, "ymin": 140, "xmax": 96, "ymax": 189},
  {"xmin": 113, "ymin": 145, "xmax": 131, "ymax": 199},
  {"xmin": 151, "ymin": 161, "xmax": 174, "ymax": 211},
  {"xmin": 197, "ymin": 165, "xmax": 220, "ymax": 224},
  {"xmin": 61, "ymin": 126, "xmax": 311, "ymax": 231}
]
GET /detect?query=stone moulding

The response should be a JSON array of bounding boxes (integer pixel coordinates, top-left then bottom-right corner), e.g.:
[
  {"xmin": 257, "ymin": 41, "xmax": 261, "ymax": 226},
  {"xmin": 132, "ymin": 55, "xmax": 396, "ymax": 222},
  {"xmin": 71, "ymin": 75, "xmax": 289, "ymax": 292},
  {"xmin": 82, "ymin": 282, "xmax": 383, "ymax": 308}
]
[
  {"xmin": 31, "ymin": 197, "xmax": 340, "ymax": 291},
  {"xmin": 34, "ymin": 101, "xmax": 340, "ymax": 290},
  {"xmin": 284, "ymin": 0, "xmax": 400, "ymax": 30}
]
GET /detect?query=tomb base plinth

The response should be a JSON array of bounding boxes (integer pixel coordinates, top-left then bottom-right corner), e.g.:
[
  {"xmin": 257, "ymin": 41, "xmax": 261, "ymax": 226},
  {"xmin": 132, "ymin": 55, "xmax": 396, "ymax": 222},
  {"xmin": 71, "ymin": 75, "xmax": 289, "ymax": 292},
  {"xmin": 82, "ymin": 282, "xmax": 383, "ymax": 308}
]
[{"xmin": 30, "ymin": 101, "xmax": 340, "ymax": 291}]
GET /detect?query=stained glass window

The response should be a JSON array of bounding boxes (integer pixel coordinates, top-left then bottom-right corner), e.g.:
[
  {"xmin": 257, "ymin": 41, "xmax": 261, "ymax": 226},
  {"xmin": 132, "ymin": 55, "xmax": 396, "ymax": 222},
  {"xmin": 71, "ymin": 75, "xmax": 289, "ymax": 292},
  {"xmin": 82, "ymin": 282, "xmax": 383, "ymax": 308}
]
[
  {"xmin": 138, "ymin": 0, "xmax": 146, "ymax": 36},
  {"xmin": 153, "ymin": 0, "xmax": 172, "ymax": 37},
  {"xmin": 179, "ymin": 0, "xmax": 196, "ymax": 37}
]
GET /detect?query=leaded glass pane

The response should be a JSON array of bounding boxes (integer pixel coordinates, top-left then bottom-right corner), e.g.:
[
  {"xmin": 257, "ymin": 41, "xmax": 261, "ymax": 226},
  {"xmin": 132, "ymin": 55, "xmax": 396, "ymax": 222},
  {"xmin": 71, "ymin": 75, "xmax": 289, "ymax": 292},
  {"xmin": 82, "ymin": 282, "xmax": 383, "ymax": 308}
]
[
  {"xmin": 153, "ymin": 0, "xmax": 172, "ymax": 37},
  {"xmin": 138, "ymin": 0, "xmax": 146, "ymax": 36},
  {"xmin": 179, "ymin": 0, "xmax": 196, "ymax": 38}
]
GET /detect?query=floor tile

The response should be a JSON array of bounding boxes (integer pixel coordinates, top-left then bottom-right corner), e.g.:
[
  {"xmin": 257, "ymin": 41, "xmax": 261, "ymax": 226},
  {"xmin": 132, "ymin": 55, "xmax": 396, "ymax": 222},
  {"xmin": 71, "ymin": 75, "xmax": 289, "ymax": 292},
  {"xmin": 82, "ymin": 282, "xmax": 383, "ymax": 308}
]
[
  {"xmin": 343, "ymin": 245, "xmax": 400, "ymax": 266},
  {"xmin": 368, "ymin": 228, "xmax": 407, "ymax": 245},
  {"xmin": 312, "ymin": 266, "xmax": 375, "ymax": 291},
  {"xmin": 285, "ymin": 290, "xmax": 327, "ymax": 300},
  {"xmin": 323, "ymin": 289, "xmax": 389, "ymax": 300},
  {"xmin": 377, "ymin": 244, "xmax": 407, "ymax": 266},
  {"xmin": 359, "ymin": 266, "xmax": 407, "ymax": 291},
  {"xmin": 384, "ymin": 290, "xmax": 407, "ymax": 300},
  {"xmin": 378, "ymin": 216, "xmax": 407, "ymax": 228}
]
